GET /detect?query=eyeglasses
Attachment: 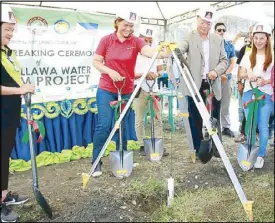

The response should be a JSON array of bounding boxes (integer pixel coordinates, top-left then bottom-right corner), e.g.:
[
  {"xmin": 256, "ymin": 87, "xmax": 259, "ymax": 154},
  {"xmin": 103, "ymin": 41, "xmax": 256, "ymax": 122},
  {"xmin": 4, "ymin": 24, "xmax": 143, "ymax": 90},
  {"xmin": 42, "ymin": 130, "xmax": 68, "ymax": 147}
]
[{"xmin": 216, "ymin": 29, "xmax": 226, "ymax": 33}]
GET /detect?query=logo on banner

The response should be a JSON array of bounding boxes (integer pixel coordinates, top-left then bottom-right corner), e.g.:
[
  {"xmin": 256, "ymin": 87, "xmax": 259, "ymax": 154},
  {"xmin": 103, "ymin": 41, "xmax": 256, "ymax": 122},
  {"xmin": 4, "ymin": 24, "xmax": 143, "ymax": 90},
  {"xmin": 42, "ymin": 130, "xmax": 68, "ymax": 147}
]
[
  {"xmin": 76, "ymin": 22, "xmax": 98, "ymax": 36},
  {"xmin": 54, "ymin": 20, "xmax": 70, "ymax": 34},
  {"xmin": 27, "ymin": 16, "xmax": 48, "ymax": 35}
]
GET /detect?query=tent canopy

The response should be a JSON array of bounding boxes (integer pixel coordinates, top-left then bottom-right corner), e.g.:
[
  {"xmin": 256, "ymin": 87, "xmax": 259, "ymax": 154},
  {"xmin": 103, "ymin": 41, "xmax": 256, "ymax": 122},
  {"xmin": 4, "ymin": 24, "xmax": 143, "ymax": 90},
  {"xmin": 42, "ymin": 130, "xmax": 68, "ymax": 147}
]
[
  {"xmin": 5, "ymin": 1, "xmax": 274, "ymax": 26},
  {"xmin": 4, "ymin": 2, "xmax": 216, "ymax": 19}
]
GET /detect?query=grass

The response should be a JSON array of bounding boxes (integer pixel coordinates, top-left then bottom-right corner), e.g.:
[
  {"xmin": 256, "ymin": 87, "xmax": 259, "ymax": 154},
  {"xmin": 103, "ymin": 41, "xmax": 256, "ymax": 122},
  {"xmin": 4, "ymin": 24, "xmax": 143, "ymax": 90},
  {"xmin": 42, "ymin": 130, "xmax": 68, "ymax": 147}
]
[
  {"xmin": 151, "ymin": 172, "xmax": 274, "ymax": 222},
  {"xmin": 125, "ymin": 177, "xmax": 167, "ymax": 199},
  {"xmin": 8, "ymin": 122, "xmax": 274, "ymax": 222},
  {"xmin": 124, "ymin": 177, "xmax": 167, "ymax": 212},
  {"xmin": 13, "ymin": 202, "xmax": 46, "ymax": 222}
]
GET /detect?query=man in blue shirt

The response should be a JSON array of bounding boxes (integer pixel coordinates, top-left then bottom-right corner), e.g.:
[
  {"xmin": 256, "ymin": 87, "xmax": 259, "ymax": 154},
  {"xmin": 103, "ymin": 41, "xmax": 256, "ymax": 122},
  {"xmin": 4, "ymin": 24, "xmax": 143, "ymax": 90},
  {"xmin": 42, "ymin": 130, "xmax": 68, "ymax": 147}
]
[{"xmin": 215, "ymin": 22, "xmax": 236, "ymax": 137}]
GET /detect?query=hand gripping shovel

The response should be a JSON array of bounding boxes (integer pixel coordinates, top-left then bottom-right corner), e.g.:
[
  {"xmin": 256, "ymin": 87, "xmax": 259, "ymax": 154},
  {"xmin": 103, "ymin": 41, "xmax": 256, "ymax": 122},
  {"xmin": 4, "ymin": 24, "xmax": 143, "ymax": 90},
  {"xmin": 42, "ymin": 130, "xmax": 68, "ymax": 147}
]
[
  {"xmin": 144, "ymin": 79, "xmax": 164, "ymax": 162},
  {"xmin": 110, "ymin": 79, "xmax": 133, "ymax": 178},
  {"xmin": 81, "ymin": 50, "xmax": 160, "ymax": 189},
  {"xmin": 24, "ymin": 93, "xmax": 53, "ymax": 218},
  {"xmin": 237, "ymin": 82, "xmax": 261, "ymax": 171}
]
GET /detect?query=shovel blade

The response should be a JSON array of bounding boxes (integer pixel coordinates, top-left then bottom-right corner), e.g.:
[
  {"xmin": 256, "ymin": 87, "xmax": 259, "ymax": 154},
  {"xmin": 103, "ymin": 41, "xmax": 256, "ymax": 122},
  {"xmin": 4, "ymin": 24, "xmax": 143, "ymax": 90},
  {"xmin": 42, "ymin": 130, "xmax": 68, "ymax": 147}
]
[
  {"xmin": 33, "ymin": 186, "xmax": 53, "ymax": 218},
  {"xmin": 198, "ymin": 139, "xmax": 213, "ymax": 164},
  {"xmin": 237, "ymin": 143, "xmax": 259, "ymax": 171},
  {"xmin": 144, "ymin": 138, "xmax": 164, "ymax": 162},
  {"xmin": 110, "ymin": 151, "xmax": 133, "ymax": 178}
]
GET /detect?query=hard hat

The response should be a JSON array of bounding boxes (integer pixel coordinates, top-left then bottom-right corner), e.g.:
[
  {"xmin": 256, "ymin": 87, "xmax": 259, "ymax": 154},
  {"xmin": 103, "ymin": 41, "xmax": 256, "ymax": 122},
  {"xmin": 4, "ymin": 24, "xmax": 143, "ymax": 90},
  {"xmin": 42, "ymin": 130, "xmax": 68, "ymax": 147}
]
[
  {"xmin": 253, "ymin": 22, "xmax": 272, "ymax": 36},
  {"xmin": 116, "ymin": 10, "xmax": 139, "ymax": 25},
  {"xmin": 1, "ymin": 4, "xmax": 16, "ymax": 24},
  {"xmin": 197, "ymin": 6, "xmax": 216, "ymax": 23},
  {"xmin": 139, "ymin": 28, "xmax": 154, "ymax": 38}
]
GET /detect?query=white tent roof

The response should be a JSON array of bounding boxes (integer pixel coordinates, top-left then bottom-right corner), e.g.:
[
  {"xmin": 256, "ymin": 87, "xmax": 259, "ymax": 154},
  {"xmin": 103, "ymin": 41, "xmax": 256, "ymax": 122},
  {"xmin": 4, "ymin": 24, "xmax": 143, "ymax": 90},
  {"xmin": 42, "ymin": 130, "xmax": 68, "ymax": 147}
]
[
  {"xmin": 4, "ymin": 1, "xmax": 274, "ymax": 25},
  {"xmin": 4, "ymin": 2, "xmax": 214, "ymax": 19}
]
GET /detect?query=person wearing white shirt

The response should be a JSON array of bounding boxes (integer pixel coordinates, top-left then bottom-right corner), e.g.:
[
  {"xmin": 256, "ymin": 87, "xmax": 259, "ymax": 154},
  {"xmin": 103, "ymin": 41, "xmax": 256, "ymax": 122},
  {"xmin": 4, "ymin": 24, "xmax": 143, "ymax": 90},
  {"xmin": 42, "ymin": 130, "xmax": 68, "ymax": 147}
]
[
  {"xmin": 133, "ymin": 29, "xmax": 169, "ymax": 156},
  {"xmin": 179, "ymin": 7, "xmax": 228, "ymax": 156},
  {"xmin": 239, "ymin": 22, "xmax": 274, "ymax": 169}
]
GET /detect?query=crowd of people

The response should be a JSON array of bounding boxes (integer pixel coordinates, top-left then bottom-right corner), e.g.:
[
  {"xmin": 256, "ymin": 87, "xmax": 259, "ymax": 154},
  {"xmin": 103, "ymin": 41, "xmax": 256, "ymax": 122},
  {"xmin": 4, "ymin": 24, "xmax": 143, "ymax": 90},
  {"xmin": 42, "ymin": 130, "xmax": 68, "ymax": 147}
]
[
  {"xmin": 1, "ymin": 5, "xmax": 274, "ymax": 222},
  {"xmin": 90, "ymin": 6, "xmax": 274, "ymax": 178}
]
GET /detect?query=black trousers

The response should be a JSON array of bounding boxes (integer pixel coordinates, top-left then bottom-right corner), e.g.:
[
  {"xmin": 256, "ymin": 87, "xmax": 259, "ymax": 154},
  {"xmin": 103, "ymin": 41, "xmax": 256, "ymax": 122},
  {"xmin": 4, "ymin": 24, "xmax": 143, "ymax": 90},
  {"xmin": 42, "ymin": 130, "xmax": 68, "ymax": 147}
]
[
  {"xmin": 188, "ymin": 80, "xmax": 221, "ymax": 151},
  {"xmin": 1, "ymin": 128, "xmax": 17, "ymax": 191}
]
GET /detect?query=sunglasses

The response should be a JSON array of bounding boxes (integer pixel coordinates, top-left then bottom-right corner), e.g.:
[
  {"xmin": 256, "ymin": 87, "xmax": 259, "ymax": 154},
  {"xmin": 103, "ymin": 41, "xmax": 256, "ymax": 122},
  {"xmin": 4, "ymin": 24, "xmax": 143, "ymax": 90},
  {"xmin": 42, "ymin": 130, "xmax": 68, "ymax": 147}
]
[{"xmin": 216, "ymin": 29, "xmax": 226, "ymax": 32}]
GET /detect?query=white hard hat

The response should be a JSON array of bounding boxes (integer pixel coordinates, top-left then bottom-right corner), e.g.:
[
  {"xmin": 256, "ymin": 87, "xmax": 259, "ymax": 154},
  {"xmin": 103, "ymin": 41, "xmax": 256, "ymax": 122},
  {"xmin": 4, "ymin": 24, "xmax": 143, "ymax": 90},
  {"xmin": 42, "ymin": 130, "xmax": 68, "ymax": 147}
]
[
  {"xmin": 116, "ymin": 10, "xmax": 139, "ymax": 25},
  {"xmin": 197, "ymin": 6, "xmax": 216, "ymax": 23},
  {"xmin": 253, "ymin": 22, "xmax": 272, "ymax": 36},
  {"xmin": 1, "ymin": 4, "xmax": 16, "ymax": 24},
  {"xmin": 140, "ymin": 28, "xmax": 154, "ymax": 38}
]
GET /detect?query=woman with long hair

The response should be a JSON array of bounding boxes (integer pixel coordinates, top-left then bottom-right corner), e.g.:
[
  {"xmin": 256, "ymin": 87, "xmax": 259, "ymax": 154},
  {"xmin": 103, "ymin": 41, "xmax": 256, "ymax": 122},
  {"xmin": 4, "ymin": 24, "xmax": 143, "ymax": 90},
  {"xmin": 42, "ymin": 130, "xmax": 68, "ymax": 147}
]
[
  {"xmin": 91, "ymin": 10, "xmax": 169, "ymax": 177},
  {"xmin": 239, "ymin": 22, "xmax": 274, "ymax": 169}
]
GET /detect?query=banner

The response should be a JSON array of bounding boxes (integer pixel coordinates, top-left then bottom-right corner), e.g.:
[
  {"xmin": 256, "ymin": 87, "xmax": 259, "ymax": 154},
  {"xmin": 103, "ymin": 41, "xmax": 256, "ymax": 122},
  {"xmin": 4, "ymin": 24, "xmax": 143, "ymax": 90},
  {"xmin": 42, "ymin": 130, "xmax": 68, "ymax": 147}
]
[{"xmin": 9, "ymin": 6, "xmax": 115, "ymax": 103}]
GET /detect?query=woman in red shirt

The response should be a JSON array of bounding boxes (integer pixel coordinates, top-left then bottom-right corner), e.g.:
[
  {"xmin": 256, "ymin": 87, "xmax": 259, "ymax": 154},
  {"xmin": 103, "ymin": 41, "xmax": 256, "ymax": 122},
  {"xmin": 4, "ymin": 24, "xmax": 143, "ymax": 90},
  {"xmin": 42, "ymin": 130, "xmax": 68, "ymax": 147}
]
[{"xmin": 91, "ymin": 10, "xmax": 169, "ymax": 177}]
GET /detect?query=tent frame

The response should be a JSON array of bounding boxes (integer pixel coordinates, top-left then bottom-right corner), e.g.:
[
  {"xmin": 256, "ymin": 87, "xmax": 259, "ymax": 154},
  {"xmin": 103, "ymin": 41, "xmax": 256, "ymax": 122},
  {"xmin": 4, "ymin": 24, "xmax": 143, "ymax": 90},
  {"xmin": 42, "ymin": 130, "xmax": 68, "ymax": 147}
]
[{"xmin": 3, "ymin": 1, "xmax": 250, "ymax": 40}]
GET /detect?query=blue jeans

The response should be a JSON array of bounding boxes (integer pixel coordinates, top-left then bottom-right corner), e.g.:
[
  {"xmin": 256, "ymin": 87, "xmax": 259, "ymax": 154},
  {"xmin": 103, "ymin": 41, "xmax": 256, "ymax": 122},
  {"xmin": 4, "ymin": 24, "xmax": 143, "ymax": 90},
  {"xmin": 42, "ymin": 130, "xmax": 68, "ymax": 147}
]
[
  {"xmin": 242, "ymin": 90, "xmax": 274, "ymax": 157},
  {"xmin": 238, "ymin": 91, "xmax": 244, "ymax": 123},
  {"xmin": 92, "ymin": 88, "xmax": 132, "ymax": 164},
  {"xmin": 269, "ymin": 114, "xmax": 274, "ymax": 133}
]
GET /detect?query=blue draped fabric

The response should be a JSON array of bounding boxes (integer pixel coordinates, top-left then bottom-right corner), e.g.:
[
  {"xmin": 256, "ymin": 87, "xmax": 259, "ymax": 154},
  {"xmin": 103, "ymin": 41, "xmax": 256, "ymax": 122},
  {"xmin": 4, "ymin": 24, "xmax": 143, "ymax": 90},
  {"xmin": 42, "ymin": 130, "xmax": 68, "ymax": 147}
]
[{"xmin": 11, "ymin": 98, "xmax": 137, "ymax": 161}]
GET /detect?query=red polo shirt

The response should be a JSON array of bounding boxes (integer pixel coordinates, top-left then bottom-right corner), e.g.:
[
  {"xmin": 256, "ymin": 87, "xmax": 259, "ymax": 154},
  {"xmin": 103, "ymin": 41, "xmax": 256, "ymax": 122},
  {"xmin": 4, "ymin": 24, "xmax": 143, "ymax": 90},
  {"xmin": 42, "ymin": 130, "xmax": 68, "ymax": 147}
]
[{"xmin": 95, "ymin": 32, "xmax": 145, "ymax": 94}]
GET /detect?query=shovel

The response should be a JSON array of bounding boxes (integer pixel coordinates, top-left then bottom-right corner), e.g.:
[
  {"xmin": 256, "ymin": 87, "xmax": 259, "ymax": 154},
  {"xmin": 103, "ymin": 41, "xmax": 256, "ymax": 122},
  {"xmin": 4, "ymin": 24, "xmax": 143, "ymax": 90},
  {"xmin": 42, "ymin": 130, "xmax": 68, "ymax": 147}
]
[
  {"xmin": 82, "ymin": 51, "xmax": 160, "ymax": 189},
  {"xmin": 237, "ymin": 83, "xmax": 260, "ymax": 171},
  {"xmin": 171, "ymin": 48, "xmax": 254, "ymax": 221},
  {"xmin": 110, "ymin": 80, "xmax": 133, "ymax": 178},
  {"xmin": 24, "ymin": 93, "xmax": 53, "ymax": 218},
  {"xmin": 144, "ymin": 79, "xmax": 164, "ymax": 162},
  {"xmin": 198, "ymin": 79, "xmax": 217, "ymax": 164}
]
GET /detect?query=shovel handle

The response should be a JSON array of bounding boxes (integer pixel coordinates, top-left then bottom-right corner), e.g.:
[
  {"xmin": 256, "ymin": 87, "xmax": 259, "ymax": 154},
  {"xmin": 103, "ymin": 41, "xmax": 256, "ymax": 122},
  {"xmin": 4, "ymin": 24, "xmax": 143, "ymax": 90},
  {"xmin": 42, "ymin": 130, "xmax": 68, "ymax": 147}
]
[
  {"xmin": 146, "ymin": 79, "xmax": 156, "ymax": 93},
  {"xmin": 25, "ymin": 93, "xmax": 39, "ymax": 188},
  {"xmin": 247, "ymin": 97, "xmax": 257, "ymax": 153},
  {"xmin": 24, "ymin": 92, "xmax": 32, "ymax": 107},
  {"xmin": 113, "ymin": 78, "xmax": 126, "ymax": 96},
  {"xmin": 113, "ymin": 80, "xmax": 126, "ymax": 164}
]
